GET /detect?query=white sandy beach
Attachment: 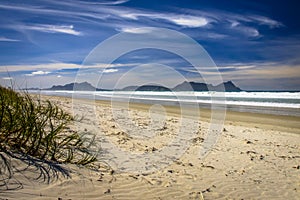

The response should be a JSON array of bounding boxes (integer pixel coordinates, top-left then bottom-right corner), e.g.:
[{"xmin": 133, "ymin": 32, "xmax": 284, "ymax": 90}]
[{"xmin": 1, "ymin": 95, "xmax": 300, "ymax": 200}]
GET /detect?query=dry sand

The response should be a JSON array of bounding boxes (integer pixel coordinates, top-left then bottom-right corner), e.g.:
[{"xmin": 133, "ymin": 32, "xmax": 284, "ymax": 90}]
[{"xmin": 1, "ymin": 96, "xmax": 300, "ymax": 200}]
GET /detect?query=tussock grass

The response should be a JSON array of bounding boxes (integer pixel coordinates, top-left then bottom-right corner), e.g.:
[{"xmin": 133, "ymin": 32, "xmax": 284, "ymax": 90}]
[{"xmin": 0, "ymin": 86, "xmax": 97, "ymax": 166}]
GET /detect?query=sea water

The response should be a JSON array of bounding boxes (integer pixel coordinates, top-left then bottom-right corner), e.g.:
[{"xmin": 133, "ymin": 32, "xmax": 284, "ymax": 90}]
[{"xmin": 31, "ymin": 90, "xmax": 300, "ymax": 117}]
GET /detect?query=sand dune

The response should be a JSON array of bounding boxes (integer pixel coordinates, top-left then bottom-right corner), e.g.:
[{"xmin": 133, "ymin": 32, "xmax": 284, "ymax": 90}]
[{"xmin": 1, "ymin": 96, "xmax": 299, "ymax": 199}]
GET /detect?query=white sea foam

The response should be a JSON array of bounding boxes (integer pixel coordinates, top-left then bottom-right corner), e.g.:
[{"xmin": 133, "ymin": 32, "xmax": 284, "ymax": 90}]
[
  {"xmin": 95, "ymin": 90, "xmax": 299, "ymax": 98},
  {"xmin": 30, "ymin": 90, "xmax": 300, "ymax": 115},
  {"xmin": 91, "ymin": 91, "xmax": 300, "ymax": 108}
]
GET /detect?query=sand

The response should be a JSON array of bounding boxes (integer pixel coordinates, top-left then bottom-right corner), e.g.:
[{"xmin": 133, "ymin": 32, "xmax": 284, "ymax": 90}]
[{"xmin": 1, "ymin": 95, "xmax": 300, "ymax": 200}]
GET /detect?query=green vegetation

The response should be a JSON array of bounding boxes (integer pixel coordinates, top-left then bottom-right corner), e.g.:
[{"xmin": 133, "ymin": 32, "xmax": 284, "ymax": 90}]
[{"xmin": 0, "ymin": 86, "xmax": 97, "ymax": 165}]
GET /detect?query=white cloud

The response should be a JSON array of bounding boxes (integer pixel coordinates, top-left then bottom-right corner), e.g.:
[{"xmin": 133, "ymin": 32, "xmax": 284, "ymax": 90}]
[
  {"xmin": 0, "ymin": 63, "xmax": 79, "ymax": 73},
  {"xmin": 2, "ymin": 77, "xmax": 13, "ymax": 80},
  {"xmin": 107, "ymin": 6, "xmax": 210, "ymax": 27},
  {"xmin": 93, "ymin": 0, "xmax": 130, "ymax": 5},
  {"xmin": 228, "ymin": 14, "xmax": 282, "ymax": 29},
  {"xmin": 32, "ymin": 71, "xmax": 51, "ymax": 75},
  {"xmin": 219, "ymin": 64, "xmax": 300, "ymax": 80},
  {"xmin": 242, "ymin": 26, "xmax": 260, "ymax": 37},
  {"xmin": 26, "ymin": 70, "xmax": 51, "ymax": 76},
  {"xmin": 115, "ymin": 11, "xmax": 210, "ymax": 28},
  {"xmin": 0, "ymin": 37, "xmax": 20, "ymax": 42},
  {"xmin": 0, "ymin": 62, "xmax": 140, "ymax": 73},
  {"xmin": 216, "ymin": 11, "xmax": 282, "ymax": 28},
  {"xmin": 109, "ymin": 0, "xmax": 130, "ymax": 5},
  {"xmin": 103, "ymin": 68, "xmax": 119, "ymax": 73},
  {"xmin": 221, "ymin": 65, "xmax": 256, "ymax": 70},
  {"xmin": 119, "ymin": 27, "xmax": 155, "ymax": 34},
  {"xmin": 23, "ymin": 24, "xmax": 82, "ymax": 36},
  {"xmin": 181, "ymin": 63, "xmax": 300, "ymax": 81},
  {"xmin": 248, "ymin": 15, "xmax": 283, "ymax": 28},
  {"xmin": 230, "ymin": 24, "xmax": 260, "ymax": 38},
  {"xmin": 205, "ymin": 33, "xmax": 228, "ymax": 39},
  {"xmin": 230, "ymin": 21, "xmax": 240, "ymax": 27},
  {"xmin": 57, "ymin": 75, "xmax": 62, "ymax": 78},
  {"xmin": 168, "ymin": 16, "xmax": 209, "ymax": 28},
  {"xmin": 0, "ymin": 2, "xmax": 282, "ymax": 33}
]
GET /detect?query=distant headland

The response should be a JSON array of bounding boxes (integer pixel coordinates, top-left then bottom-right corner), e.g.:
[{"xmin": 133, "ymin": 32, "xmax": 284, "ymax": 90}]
[{"xmin": 28, "ymin": 80, "xmax": 242, "ymax": 92}]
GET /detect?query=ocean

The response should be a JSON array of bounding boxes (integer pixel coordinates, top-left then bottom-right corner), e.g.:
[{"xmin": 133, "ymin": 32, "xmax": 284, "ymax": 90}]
[{"xmin": 30, "ymin": 90, "xmax": 300, "ymax": 117}]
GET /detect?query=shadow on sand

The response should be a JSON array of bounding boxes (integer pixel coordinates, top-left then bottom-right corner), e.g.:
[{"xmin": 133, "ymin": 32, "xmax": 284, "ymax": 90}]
[{"xmin": 0, "ymin": 150, "xmax": 71, "ymax": 192}]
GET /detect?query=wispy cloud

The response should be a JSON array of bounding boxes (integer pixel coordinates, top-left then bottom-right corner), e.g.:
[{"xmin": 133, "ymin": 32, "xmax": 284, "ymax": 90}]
[
  {"xmin": 198, "ymin": 10, "xmax": 283, "ymax": 28},
  {"xmin": 21, "ymin": 24, "xmax": 82, "ymax": 36},
  {"xmin": 234, "ymin": 25, "xmax": 260, "ymax": 37},
  {"xmin": 245, "ymin": 15, "xmax": 283, "ymax": 28},
  {"xmin": 182, "ymin": 8, "xmax": 282, "ymax": 38},
  {"xmin": 79, "ymin": 0, "xmax": 130, "ymax": 5},
  {"xmin": 0, "ymin": 62, "xmax": 140, "ymax": 73},
  {"xmin": 26, "ymin": 70, "xmax": 51, "ymax": 76},
  {"xmin": 167, "ymin": 15, "xmax": 209, "ymax": 28},
  {"xmin": 197, "ymin": 32, "xmax": 228, "ymax": 39},
  {"xmin": 220, "ymin": 64, "xmax": 300, "ymax": 79},
  {"xmin": 0, "ymin": 36, "xmax": 20, "ymax": 42},
  {"xmin": 0, "ymin": 0, "xmax": 282, "ymax": 41},
  {"xmin": 0, "ymin": 2, "xmax": 211, "ymax": 29},
  {"xmin": 0, "ymin": 63, "xmax": 80, "ymax": 73},
  {"xmin": 112, "ymin": 9, "xmax": 211, "ymax": 28},
  {"xmin": 0, "ymin": 4, "xmax": 43, "ymax": 13},
  {"xmin": 119, "ymin": 27, "xmax": 155, "ymax": 34},
  {"xmin": 54, "ymin": 0, "xmax": 130, "ymax": 6},
  {"xmin": 9, "ymin": 61, "xmax": 289, "ymax": 85},
  {"xmin": 2, "ymin": 77, "xmax": 13, "ymax": 80},
  {"xmin": 236, "ymin": 65, "xmax": 300, "ymax": 79},
  {"xmin": 103, "ymin": 68, "xmax": 119, "ymax": 73}
]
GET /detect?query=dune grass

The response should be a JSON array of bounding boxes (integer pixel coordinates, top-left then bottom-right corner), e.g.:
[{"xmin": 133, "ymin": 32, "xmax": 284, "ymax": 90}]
[{"xmin": 0, "ymin": 86, "xmax": 97, "ymax": 166}]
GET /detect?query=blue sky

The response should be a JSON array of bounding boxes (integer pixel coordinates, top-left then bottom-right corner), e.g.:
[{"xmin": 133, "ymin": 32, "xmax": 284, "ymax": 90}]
[{"xmin": 0, "ymin": 0, "xmax": 299, "ymax": 90}]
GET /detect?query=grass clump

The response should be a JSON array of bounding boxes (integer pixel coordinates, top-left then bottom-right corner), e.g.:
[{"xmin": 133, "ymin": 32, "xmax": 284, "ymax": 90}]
[{"xmin": 0, "ymin": 86, "xmax": 96, "ymax": 165}]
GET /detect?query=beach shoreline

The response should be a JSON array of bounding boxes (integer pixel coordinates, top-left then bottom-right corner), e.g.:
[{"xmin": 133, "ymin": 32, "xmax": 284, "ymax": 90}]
[
  {"xmin": 29, "ymin": 90, "xmax": 300, "ymax": 117},
  {"xmin": 67, "ymin": 95, "xmax": 300, "ymax": 134},
  {"xmin": 2, "ymin": 94, "xmax": 300, "ymax": 199}
]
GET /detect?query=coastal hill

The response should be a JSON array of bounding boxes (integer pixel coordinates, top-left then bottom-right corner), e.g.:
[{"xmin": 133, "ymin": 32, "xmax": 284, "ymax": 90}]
[
  {"xmin": 46, "ymin": 82, "xmax": 110, "ymax": 91},
  {"xmin": 173, "ymin": 81, "xmax": 241, "ymax": 92},
  {"xmin": 47, "ymin": 82, "xmax": 94, "ymax": 91},
  {"xmin": 215, "ymin": 81, "xmax": 242, "ymax": 92},
  {"xmin": 173, "ymin": 81, "xmax": 211, "ymax": 91},
  {"xmin": 122, "ymin": 85, "xmax": 171, "ymax": 91},
  {"xmin": 44, "ymin": 81, "xmax": 242, "ymax": 92}
]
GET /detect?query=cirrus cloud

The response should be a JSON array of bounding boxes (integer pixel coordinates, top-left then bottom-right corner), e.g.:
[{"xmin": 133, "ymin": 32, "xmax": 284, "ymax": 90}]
[
  {"xmin": 168, "ymin": 16, "xmax": 209, "ymax": 28},
  {"xmin": 103, "ymin": 68, "xmax": 119, "ymax": 73},
  {"xmin": 0, "ymin": 36, "xmax": 20, "ymax": 42},
  {"xmin": 21, "ymin": 24, "xmax": 82, "ymax": 36},
  {"xmin": 25, "ymin": 70, "xmax": 51, "ymax": 76}
]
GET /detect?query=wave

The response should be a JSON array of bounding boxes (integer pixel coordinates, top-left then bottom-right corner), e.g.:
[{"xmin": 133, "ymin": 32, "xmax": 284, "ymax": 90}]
[{"xmin": 29, "ymin": 90, "xmax": 300, "ymax": 116}]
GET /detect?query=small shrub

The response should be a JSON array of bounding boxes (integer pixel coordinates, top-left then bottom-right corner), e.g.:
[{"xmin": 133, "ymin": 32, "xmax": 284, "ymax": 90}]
[{"xmin": 0, "ymin": 86, "xmax": 97, "ymax": 165}]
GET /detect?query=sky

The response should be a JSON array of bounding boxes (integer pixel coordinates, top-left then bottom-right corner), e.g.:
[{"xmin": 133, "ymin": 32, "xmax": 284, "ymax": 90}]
[{"xmin": 0, "ymin": 0, "xmax": 299, "ymax": 91}]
